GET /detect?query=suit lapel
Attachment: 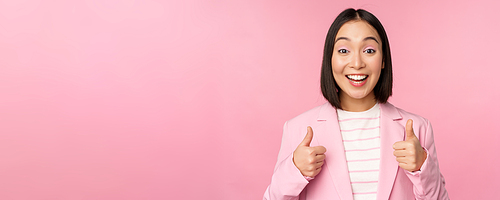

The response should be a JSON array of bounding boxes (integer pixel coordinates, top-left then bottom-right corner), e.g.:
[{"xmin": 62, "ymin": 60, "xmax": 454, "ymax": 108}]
[
  {"xmin": 377, "ymin": 103, "xmax": 404, "ymax": 200},
  {"xmin": 314, "ymin": 103, "xmax": 354, "ymax": 200}
]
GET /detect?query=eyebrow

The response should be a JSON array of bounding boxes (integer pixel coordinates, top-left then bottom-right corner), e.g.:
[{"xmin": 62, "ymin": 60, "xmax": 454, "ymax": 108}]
[{"xmin": 335, "ymin": 36, "xmax": 379, "ymax": 44}]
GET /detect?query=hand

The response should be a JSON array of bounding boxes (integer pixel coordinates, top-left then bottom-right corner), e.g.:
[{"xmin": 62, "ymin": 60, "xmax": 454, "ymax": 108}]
[
  {"xmin": 393, "ymin": 119, "xmax": 427, "ymax": 172},
  {"xmin": 293, "ymin": 126, "xmax": 327, "ymax": 177}
]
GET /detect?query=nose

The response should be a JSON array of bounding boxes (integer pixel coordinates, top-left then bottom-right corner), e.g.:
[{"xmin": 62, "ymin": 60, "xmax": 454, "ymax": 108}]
[{"xmin": 349, "ymin": 52, "xmax": 365, "ymax": 70}]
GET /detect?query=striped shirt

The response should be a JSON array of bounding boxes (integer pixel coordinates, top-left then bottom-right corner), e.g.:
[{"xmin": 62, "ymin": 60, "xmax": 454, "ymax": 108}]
[{"xmin": 337, "ymin": 103, "xmax": 381, "ymax": 200}]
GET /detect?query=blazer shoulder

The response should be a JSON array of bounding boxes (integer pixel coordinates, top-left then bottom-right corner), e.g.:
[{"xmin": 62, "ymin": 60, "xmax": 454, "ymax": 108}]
[
  {"xmin": 286, "ymin": 103, "xmax": 331, "ymax": 126},
  {"xmin": 396, "ymin": 107, "xmax": 429, "ymax": 123},
  {"xmin": 389, "ymin": 103, "xmax": 431, "ymax": 128}
]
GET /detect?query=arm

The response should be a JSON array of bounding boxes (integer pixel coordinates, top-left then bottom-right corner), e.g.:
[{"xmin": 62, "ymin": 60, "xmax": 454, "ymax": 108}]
[
  {"xmin": 405, "ymin": 120, "xmax": 449, "ymax": 200},
  {"xmin": 263, "ymin": 122, "xmax": 309, "ymax": 200}
]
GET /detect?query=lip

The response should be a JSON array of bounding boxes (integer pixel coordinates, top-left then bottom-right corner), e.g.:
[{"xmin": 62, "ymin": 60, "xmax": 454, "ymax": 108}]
[{"xmin": 346, "ymin": 74, "xmax": 368, "ymax": 87}]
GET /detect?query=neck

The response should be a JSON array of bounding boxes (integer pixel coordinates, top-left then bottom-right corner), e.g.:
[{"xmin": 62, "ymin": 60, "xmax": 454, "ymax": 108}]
[{"xmin": 339, "ymin": 92, "xmax": 377, "ymax": 112}]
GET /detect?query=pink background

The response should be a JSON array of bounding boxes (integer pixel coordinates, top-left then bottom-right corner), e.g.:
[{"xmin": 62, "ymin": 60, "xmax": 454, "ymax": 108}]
[{"xmin": 0, "ymin": 0, "xmax": 498, "ymax": 199}]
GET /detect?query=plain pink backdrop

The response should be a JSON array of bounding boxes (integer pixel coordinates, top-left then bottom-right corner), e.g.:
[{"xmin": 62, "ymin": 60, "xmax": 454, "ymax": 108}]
[{"xmin": 0, "ymin": 0, "xmax": 499, "ymax": 199}]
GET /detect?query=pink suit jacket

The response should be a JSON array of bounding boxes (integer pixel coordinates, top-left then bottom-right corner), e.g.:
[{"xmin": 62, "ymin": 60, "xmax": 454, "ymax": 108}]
[{"xmin": 264, "ymin": 102, "xmax": 449, "ymax": 200}]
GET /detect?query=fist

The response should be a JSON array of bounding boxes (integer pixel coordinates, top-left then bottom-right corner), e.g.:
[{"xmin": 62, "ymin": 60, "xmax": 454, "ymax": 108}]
[
  {"xmin": 293, "ymin": 126, "xmax": 327, "ymax": 177},
  {"xmin": 393, "ymin": 119, "xmax": 427, "ymax": 172}
]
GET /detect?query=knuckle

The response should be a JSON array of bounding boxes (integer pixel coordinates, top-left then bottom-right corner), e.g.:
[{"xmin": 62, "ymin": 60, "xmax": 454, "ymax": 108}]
[
  {"xmin": 306, "ymin": 148, "xmax": 314, "ymax": 155},
  {"xmin": 304, "ymin": 171, "xmax": 312, "ymax": 177}
]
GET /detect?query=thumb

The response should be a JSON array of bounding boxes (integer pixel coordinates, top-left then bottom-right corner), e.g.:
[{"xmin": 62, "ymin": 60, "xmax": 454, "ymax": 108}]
[
  {"xmin": 405, "ymin": 119, "xmax": 416, "ymax": 141},
  {"xmin": 299, "ymin": 126, "xmax": 314, "ymax": 147}
]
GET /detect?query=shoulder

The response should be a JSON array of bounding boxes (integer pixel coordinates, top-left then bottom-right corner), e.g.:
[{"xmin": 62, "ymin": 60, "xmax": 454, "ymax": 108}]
[
  {"xmin": 285, "ymin": 103, "xmax": 333, "ymax": 126},
  {"xmin": 398, "ymin": 105, "xmax": 428, "ymax": 122},
  {"xmin": 280, "ymin": 103, "xmax": 334, "ymax": 145},
  {"xmin": 382, "ymin": 102, "xmax": 431, "ymax": 131},
  {"xmin": 382, "ymin": 102, "xmax": 427, "ymax": 120}
]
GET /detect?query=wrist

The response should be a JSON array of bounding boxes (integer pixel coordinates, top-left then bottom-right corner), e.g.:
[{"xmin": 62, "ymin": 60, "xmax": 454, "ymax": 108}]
[{"xmin": 416, "ymin": 147, "xmax": 427, "ymax": 171}]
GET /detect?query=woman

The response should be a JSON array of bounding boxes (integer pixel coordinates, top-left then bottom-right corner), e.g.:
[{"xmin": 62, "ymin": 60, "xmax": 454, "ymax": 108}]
[{"xmin": 263, "ymin": 8, "xmax": 449, "ymax": 200}]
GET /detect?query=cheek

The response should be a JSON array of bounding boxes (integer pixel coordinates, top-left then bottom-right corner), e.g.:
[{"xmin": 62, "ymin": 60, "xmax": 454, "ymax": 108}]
[
  {"xmin": 368, "ymin": 56, "xmax": 384, "ymax": 73},
  {"xmin": 371, "ymin": 60, "xmax": 383, "ymax": 84},
  {"xmin": 331, "ymin": 57, "xmax": 345, "ymax": 74}
]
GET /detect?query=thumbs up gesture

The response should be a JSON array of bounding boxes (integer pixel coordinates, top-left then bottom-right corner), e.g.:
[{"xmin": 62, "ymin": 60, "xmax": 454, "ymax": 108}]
[
  {"xmin": 393, "ymin": 119, "xmax": 427, "ymax": 172},
  {"xmin": 293, "ymin": 126, "xmax": 327, "ymax": 177}
]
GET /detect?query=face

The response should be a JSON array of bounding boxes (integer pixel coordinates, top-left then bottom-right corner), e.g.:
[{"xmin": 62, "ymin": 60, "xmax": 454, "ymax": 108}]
[{"xmin": 331, "ymin": 20, "xmax": 384, "ymax": 105}]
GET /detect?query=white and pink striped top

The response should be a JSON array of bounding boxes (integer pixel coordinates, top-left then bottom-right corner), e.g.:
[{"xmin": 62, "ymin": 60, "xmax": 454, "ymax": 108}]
[{"xmin": 337, "ymin": 103, "xmax": 381, "ymax": 200}]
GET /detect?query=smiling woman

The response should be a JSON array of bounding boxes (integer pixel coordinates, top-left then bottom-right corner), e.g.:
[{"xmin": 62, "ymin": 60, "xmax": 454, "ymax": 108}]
[
  {"xmin": 320, "ymin": 9, "xmax": 393, "ymax": 113},
  {"xmin": 263, "ymin": 8, "xmax": 449, "ymax": 200},
  {"xmin": 331, "ymin": 20, "xmax": 384, "ymax": 112}
]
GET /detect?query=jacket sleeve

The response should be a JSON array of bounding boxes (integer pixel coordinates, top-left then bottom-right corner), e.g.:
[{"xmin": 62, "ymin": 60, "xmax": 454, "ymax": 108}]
[
  {"xmin": 263, "ymin": 121, "xmax": 309, "ymax": 200},
  {"xmin": 404, "ymin": 119, "xmax": 449, "ymax": 200}
]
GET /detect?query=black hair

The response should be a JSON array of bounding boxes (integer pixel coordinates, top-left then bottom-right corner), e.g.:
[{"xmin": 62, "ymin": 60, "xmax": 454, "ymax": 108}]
[{"xmin": 320, "ymin": 8, "xmax": 393, "ymax": 109}]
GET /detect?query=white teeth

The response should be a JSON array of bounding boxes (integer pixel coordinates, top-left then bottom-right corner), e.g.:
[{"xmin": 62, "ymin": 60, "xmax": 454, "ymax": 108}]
[{"xmin": 347, "ymin": 75, "xmax": 367, "ymax": 80}]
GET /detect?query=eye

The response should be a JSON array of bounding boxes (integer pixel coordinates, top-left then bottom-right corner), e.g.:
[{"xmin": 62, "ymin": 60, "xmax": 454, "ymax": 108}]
[
  {"xmin": 364, "ymin": 49, "xmax": 376, "ymax": 54},
  {"xmin": 338, "ymin": 49, "xmax": 349, "ymax": 54}
]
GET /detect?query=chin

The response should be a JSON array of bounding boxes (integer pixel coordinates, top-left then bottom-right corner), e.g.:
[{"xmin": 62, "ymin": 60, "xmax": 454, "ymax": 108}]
[{"xmin": 346, "ymin": 91, "xmax": 368, "ymax": 98}]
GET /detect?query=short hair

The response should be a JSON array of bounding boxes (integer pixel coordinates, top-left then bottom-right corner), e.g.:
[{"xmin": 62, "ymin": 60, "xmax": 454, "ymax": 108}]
[{"xmin": 320, "ymin": 8, "xmax": 393, "ymax": 109}]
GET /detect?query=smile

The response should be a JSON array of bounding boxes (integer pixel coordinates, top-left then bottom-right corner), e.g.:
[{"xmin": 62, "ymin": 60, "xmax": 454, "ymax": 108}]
[{"xmin": 346, "ymin": 75, "xmax": 368, "ymax": 87}]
